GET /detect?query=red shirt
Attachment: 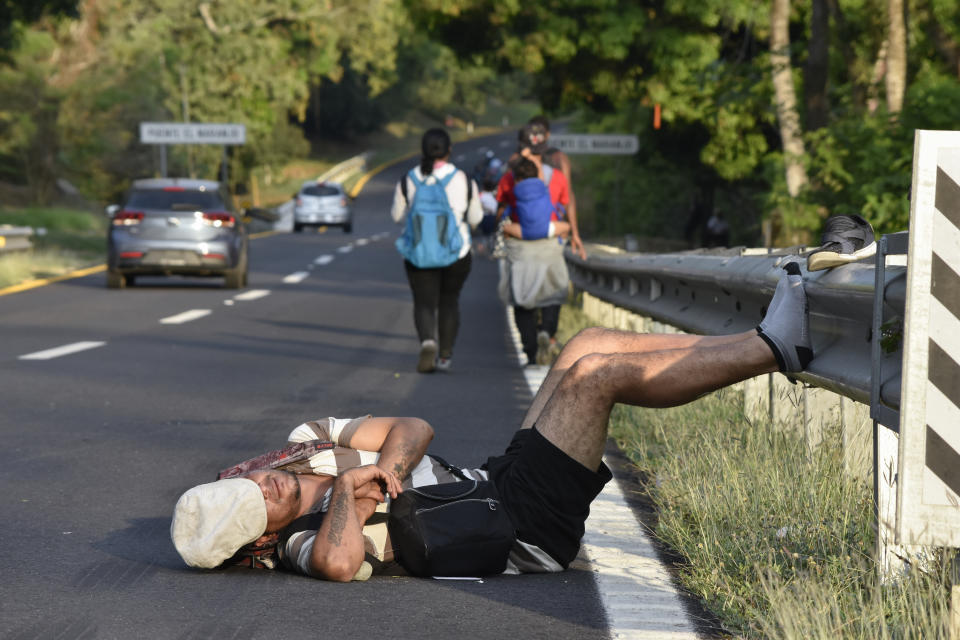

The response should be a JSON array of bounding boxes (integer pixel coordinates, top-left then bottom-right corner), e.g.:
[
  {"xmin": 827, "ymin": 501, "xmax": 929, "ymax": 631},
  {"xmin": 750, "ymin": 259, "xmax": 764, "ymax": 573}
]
[{"xmin": 496, "ymin": 167, "xmax": 569, "ymax": 222}]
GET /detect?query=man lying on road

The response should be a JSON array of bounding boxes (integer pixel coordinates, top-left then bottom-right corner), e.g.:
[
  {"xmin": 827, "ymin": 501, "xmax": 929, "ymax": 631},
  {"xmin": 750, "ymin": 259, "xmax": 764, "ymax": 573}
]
[{"xmin": 171, "ymin": 262, "xmax": 812, "ymax": 581}]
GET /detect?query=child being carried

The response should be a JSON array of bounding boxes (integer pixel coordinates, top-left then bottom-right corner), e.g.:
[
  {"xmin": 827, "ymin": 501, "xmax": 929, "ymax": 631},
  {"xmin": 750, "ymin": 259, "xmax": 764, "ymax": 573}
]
[{"xmin": 501, "ymin": 158, "xmax": 570, "ymax": 241}]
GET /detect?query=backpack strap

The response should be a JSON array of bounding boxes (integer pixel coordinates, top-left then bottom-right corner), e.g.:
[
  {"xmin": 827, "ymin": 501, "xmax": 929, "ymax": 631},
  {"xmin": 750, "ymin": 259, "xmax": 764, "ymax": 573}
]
[
  {"xmin": 217, "ymin": 440, "xmax": 336, "ymax": 480},
  {"xmin": 403, "ymin": 168, "xmax": 472, "ymax": 216},
  {"xmin": 427, "ymin": 454, "xmax": 469, "ymax": 481},
  {"xmin": 465, "ymin": 173, "xmax": 474, "ymax": 215}
]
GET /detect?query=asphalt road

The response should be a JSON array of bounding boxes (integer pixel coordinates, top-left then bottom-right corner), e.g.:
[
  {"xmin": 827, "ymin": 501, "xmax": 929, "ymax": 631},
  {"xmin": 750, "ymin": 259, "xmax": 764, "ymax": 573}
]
[{"xmin": 0, "ymin": 132, "xmax": 612, "ymax": 640}]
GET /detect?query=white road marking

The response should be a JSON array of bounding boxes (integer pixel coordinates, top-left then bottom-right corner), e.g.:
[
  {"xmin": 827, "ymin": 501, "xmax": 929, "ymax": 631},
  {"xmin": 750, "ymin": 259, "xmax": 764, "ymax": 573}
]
[
  {"xmin": 160, "ymin": 309, "xmax": 212, "ymax": 325},
  {"xmin": 314, "ymin": 255, "xmax": 334, "ymax": 265},
  {"xmin": 504, "ymin": 306, "xmax": 701, "ymax": 640},
  {"xmin": 355, "ymin": 238, "xmax": 369, "ymax": 247},
  {"xmin": 455, "ymin": 154, "xmax": 466, "ymax": 162},
  {"xmin": 282, "ymin": 271, "xmax": 309, "ymax": 284},
  {"xmin": 224, "ymin": 300, "xmax": 235, "ymax": 306},
  {"xmin": 19, "ymin": 341, "xmax": 106, "ymax": 361},
  {"xmin": 337, "ymin": 245, "xmax": 353, "ymax": 254},
  {"xmin": 233, "ymin": 289, "xmax": 271, "ymax": 301}
]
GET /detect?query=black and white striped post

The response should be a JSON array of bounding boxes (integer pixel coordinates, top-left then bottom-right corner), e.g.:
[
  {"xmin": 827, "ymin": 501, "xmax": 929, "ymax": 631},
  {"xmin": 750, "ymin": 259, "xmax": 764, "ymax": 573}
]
[{"xmin": 892, "ymin": 130, "xmax": 960, "ymax": 632}]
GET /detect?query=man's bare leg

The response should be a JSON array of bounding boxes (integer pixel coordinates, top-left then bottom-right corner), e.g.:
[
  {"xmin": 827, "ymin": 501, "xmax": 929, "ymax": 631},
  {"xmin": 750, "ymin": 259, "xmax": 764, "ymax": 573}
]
[
  {"xmin": 530, "ymin": 261, "xmax": 812, "ymax": 470},
  {"xmin": 520, "ymin": 327, "xmax": 755, "ymax": 429},
  {"xmin": 533, "ymin": 334, "xmax": 778, "ymax": 471}
]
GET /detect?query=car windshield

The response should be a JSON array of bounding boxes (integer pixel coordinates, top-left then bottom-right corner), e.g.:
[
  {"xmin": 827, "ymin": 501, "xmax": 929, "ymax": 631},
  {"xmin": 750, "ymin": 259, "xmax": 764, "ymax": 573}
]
[
  {"xmin": 126, "ymin": 189, "xmax": 226, "ymax": 211},
  {"xmin": 301, "ymin": 185, "xmax": 340, "ymax": 197}
]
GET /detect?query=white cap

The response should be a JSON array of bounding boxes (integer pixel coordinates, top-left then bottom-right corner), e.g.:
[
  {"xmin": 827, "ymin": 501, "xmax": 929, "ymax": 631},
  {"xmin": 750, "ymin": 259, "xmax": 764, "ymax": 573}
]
[{"xmin": 170, "ymin": 478, "xmax": 267, "ymax": 569}]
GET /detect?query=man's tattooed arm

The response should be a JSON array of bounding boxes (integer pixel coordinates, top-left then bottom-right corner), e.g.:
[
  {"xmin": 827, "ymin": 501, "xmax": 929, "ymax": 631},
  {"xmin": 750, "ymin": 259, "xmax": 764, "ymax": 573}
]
[
  {"xmin": 377, "ymin": 418, "xmax": 433, "ymax": 482},
  {"xmin": 309, "ymin": 466, "xmax": 392, "ymax": 581},
  {"xmin": 325, "ymin": 489, "xmax": 348, "ymax": 547}
]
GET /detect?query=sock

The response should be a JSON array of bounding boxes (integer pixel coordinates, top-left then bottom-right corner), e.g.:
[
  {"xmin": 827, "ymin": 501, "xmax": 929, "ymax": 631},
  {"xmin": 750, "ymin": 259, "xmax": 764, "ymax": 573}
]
[{"xmin": 756, "ymin": 261, "xmax": 812, "ymax": 373}]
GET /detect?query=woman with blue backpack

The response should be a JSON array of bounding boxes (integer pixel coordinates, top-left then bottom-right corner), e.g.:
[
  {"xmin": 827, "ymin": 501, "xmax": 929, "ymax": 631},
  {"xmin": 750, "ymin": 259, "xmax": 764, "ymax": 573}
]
[{"xmin": 391, "ymin": 128, "xmax": 483, "ymax": 373}]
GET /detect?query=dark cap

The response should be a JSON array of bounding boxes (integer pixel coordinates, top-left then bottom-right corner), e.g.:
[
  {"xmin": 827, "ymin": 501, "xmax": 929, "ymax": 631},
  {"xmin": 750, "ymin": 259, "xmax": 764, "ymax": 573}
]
[{"xmin": 518, "ymin": 122, "xmax": 548, "ymax": 155}]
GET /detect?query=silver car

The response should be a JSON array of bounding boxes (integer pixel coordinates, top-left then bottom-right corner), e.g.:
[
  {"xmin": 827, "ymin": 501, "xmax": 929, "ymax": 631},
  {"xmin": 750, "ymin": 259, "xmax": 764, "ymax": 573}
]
[
  {"xmin": 293, "ymin": 181, "xmax": 352, "ymax": 233},
  {"xmin": 106, "ymin": 178, "xmax": 248, "ymax": 289}
]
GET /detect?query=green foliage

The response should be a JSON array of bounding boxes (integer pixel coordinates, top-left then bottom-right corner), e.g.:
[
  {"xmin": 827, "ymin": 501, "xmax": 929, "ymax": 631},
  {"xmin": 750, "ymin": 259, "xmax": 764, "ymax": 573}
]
[
  {"xmin": 0, "ymin": 206, "xmax": 104, "ymax": 231},
  {"xmin": 801, "ymin": 64, "xmax": 960, "ymax": 236},
  {"xmin": 0, "ymin": 0, "xmax": 412, "ymax": 203},
  {"xmin": 0, "ymin": 0, "xmax": 76, "ymax": 56}
]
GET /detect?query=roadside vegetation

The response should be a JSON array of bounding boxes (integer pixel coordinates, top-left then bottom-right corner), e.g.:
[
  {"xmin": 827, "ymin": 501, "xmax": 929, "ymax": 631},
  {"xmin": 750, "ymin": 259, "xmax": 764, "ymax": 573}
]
[
  {"xmin": 0, "ymin": 207, "xmax": 106, "ymax": 288},
  {"xmin": 556, "ymin": 303, "xmax": 953, "ymax": 639},
  {"xmin": 4, "ymin": 1, "xmax": 957, "ymax": 251}
]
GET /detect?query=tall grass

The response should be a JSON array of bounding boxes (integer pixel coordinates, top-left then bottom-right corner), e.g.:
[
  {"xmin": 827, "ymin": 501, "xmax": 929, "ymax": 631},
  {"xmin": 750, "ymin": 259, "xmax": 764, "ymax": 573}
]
[{"xmin": 556, "ymin": 304, "xmax": 953, "ymax": 638}]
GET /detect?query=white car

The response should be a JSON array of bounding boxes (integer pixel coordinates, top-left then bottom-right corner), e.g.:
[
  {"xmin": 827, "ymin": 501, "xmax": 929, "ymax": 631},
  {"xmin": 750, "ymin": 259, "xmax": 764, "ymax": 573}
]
[{"xmin": 293, "ymin": 181, "xmax": 352, "ymax": 233}]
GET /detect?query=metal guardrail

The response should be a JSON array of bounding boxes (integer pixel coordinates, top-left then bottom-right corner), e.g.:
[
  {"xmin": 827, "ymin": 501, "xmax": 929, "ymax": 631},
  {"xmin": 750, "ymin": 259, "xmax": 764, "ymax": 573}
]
[
  {"xmin": 0, "ymin": 226, "xmax": 33, "ymax": 253},
  {"xmin": 317, "ymin": 153, "xmax": 371, "ymax": 185},
  {"xmin": 566, "ymin": 244, "xmax": 904, "ymax": 411}
]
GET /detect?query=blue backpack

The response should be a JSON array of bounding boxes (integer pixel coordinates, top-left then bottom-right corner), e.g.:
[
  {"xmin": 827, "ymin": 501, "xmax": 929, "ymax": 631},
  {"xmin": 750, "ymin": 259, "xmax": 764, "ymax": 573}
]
[{"xmin": 396, "ymin": 169, "xmax": 465, "ymax": 268}]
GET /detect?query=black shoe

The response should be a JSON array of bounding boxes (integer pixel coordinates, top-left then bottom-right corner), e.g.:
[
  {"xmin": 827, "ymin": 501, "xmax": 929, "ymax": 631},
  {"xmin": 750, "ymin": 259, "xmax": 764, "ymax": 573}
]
[{"xmin": 807, "ymin": 215, "xmax": 876, "ymax": 271}]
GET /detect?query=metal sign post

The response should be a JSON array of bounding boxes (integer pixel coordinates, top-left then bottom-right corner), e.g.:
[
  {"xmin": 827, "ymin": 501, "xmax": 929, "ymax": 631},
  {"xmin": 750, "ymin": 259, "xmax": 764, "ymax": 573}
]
[{"xmin": 139, "ymin": 122, "xmax": 246, "ymax": 183}]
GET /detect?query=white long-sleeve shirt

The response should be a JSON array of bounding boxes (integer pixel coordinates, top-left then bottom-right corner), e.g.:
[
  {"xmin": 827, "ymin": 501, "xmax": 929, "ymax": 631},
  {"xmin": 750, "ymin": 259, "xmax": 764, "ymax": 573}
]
[{"xmin": 390, "ymin": 162, "xmax": 483, "ymax": 260}]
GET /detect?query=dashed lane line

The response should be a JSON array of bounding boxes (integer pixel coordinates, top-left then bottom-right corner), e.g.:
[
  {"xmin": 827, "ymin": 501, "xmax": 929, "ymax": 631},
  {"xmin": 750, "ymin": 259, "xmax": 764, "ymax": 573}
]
[
  {"xmin": 233, "ymin": 289, "xmax": 271, "ymax": 301},
  {"xmin": 314, "ymin": 255, "xmax": 334, "ymax": 265},
  {"xmin": 282, "ymin": 271, "xmax": 309, "ymax": 284},
  {"xmin": 159, "ymin": 309, "xmax": 212, "ymax": 325},
  {"xmin": 504, "ymin": 307, "xmax": 702, "ymax": 640},
  {"xmin": 355, "ymin": 238, "xmax": 369, "ymax": 246},
  {"xmin": 19, "ymin": 341, "xmax": 106, "ymax": 361},
  {"xmin": 336, "ymin": 245, "xmax": 353, "ymax": 254}
]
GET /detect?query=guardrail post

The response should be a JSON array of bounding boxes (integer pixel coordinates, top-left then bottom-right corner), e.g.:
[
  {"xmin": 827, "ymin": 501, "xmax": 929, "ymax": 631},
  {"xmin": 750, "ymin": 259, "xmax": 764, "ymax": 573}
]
[
  {"xmin": 869, "ymin": 232, "xmax": 930, "ymax": 580},
  {"xmin": 0, "ymin": 226, "xmax": 34, "ymax": 254}
]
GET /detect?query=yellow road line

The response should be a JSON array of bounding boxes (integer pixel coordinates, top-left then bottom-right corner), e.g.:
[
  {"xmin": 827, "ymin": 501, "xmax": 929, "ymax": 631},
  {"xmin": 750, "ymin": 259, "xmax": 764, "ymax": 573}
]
[
  {"xmin": 248, "ymin": 229, "xmax": 283, "ymax": 240},
  {"xmin": 348, "ymin": 151, "xmax": 419, "ymax": 199},
  {"xmin": 0, "ymin": 227, "xmax": 314, "ymax": 297},
  {"xmin": 0, "ymin": 264, "xmax": 107, "ymax": 297}
]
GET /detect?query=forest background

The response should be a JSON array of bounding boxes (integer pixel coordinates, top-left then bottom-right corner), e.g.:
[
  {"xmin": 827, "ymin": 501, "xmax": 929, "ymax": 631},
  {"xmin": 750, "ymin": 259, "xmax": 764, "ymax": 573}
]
[{"xmin": 2, "ymin": 0, "xmax": 959, "ymax": 247}]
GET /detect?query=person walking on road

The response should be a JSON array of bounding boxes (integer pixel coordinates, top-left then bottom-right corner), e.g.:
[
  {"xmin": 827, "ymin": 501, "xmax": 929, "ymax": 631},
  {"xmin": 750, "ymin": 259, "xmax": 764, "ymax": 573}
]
[
  {"xmin": 497, "ymin": 123, "xmax": 572, "ymax": 366},
  {"xmin": 171, "ymin": 262, "xmax": 813, "ymax": 581},
  {"xmin": 526, "ymin": 115, "xmax": 586, "ymax": 260},
  {"xmin": 390, "ymin": 128, "xmax": 482, "ymax": 373}
]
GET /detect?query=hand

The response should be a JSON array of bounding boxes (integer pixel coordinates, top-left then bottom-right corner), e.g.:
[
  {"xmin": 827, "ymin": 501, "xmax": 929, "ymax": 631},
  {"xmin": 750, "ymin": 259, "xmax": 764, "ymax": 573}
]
[
  {"xmin": 340, "ymin": 465, "xmax": 403, "ymax": 501},
  {"xmin": 503, "ymin": 221, "xmax": 522, "ymax": 239},
  {"xmin": 570, "ymin": 234, "xmax": 586, "ymax": 259}
]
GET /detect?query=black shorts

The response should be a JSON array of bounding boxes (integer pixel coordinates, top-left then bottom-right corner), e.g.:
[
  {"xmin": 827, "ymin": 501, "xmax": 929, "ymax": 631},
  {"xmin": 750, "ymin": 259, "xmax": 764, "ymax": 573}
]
[{"xmin": 484, "ymin": 427, "xmax": 612, "ymax": 568}]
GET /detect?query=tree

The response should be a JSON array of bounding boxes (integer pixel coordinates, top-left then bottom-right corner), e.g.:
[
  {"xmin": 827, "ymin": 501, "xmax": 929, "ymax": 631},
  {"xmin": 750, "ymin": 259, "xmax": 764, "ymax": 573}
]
[
  {"xmin": 0, "ymin": 0, "xmax": 76, "ymax": 56},
  {"xmin": 805, "ymin": 0, "xmax": 829, "ymax": 130},
  {"xmin": 885, "ymin": 0, "xmax": 907, "ymax": 112},
  {"xmin": 770, "ymin": 0, "xmax": 808, "ymax": 199}
]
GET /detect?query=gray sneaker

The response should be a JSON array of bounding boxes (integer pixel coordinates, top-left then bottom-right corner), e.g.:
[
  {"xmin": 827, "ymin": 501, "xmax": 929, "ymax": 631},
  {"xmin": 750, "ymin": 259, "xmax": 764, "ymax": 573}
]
[
  {"xmin": 417, "ymin": 339, "xmax": 437, "ymax": 373},
  {"xmin": 535, "ymin": 331, "xmax": 552, "ymax": 365},
  {"xmin": 807, "ymin": 215, "xmax": 876, "ymax": 271}
]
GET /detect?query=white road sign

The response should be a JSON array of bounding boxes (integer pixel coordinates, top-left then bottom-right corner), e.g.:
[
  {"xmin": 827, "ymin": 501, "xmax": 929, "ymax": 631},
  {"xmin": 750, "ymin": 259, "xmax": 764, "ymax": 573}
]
[
  {"xmin": 896, "ymin": 129, "xmax": 960, "ymax": 547},
  {"xmin": 548, "ymin": 134, "xmax": 639, "ymax": 155},
  {"xmin": 140, "ymin": 122, "xmax": 246, "ymax": 145}
]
